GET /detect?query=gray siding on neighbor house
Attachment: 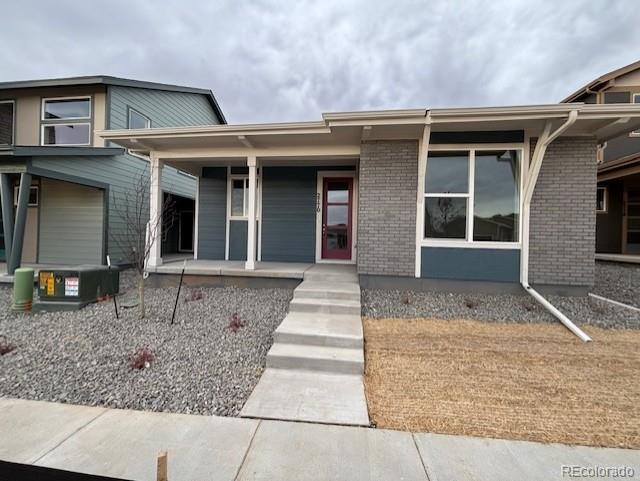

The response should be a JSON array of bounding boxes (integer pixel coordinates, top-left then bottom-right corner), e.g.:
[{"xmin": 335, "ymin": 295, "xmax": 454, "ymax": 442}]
[
  {"xmin": 421, "ymin": 247, "xmax": 520, "ymax": 282},
  {"xmin": 529, "ymin": 137, "xmax": 597, "ymax": 287},
  {"xmin": 108, "ymin": 85, "xmax": 221, "ymax": 199},
  {"xmin": 596, "ymin": 180, "xmax": 624, "ymax": 253},
  {"xmin": 261, "ymin": 167, "xmax": 318, "ymax": 263},
  {"xmin": 38, "ymin": 178, "xmax": 104, "ymax": 265},
  {"xmin": 229, "ymin": 220, "xmax": 248, "ymax": 261},
  {"xmin": 603, "ymin": 135, "xmax": 640, "ymax": 163},
  {"xmin": 358, "ymin": 140, "xmax": 418, "ymax": 276},
  {"xmin": 197, "ymin": 169, "xmax": 226, "ymax": 260}
]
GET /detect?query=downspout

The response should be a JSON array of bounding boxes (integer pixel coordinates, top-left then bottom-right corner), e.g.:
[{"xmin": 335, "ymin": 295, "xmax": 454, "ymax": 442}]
[{"xmin": 521, "ymin": 110, "xmax": 592, "ymax": 343}]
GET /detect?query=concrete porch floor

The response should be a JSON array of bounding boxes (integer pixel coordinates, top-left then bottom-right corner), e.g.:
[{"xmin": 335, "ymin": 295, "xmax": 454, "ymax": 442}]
[{"xmin": 151, "ymin": 259, "xmax": 322, "ymax": 279}]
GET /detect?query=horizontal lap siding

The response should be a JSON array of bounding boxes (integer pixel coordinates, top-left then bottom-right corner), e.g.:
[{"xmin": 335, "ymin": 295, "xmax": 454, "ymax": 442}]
[
  {"xmin": 38, "ymin": 178, "xmax": 104, "ymax": 264},
  {"xmin": 261, "ymin": 167, "xmax": 317, "ymax": 263},
  {"xmin": 198, "ymin": 172, "xmax": 226, "ymax": 260}
]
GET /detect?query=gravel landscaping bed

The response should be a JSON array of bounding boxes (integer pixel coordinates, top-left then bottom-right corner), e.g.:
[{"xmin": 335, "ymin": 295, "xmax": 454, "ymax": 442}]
[
  {"xmin": 363, "ymin": 284, "xmax": 640, "ymax": 330},
  {"xmin": 0, "ymin": 271, "xmax": 292, "ymax": 416},
  {"xmin": 593, "ymin": 261, "xmax": 640, "ymax": 309}
]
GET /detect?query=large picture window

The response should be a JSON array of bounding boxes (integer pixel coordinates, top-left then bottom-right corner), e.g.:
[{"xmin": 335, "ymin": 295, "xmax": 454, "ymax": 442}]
[
  {"xmin": 424, "ymin": 148, "xmax": 521, "ymax": 244},
  {"xmin": 41, "ymin": 97, "xmax": 91, "ymax": 146},
  {"xmin": 0, "ymin": 100, "xmax": 14, "ymax": 145}
]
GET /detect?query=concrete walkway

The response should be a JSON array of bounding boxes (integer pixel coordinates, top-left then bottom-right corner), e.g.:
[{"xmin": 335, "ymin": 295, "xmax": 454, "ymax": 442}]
[
  {"xmin": 1, "ymin": 398, "xmax": 638, "ymax": 481},
  {"xmin": 240, "ymin": 264, "xmax": 369, "ymax": 426}
]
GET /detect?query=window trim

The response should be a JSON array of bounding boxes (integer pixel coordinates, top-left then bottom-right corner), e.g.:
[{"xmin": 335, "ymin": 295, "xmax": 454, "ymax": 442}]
[
  {"xmin": 13, "ymin": 185, "xmax": 39, "ymax": 207},
  {"xmin": 596, "ymin": 186, "xmax": 608, "ymax": 213},
  {"xmin": 631, "ymin": 94, "xmax": 640, "ymax": 137},
  {"xmin": 227, "ymin": 174, "xmax": 261, "ymax": 221},
  {"xmin": 127, "ymin": 107, "xmax": 151, "ymax": 129},
  {"xmin": 0, "ymin": 99, "xmax": 15, "ymax": 146},
  {"xmin": 422, "ymin": 144, "xmax": 524, "ymax": 249},
  {"xmin": 41, "ymin": 95, "xmax": 92, "ymax": 121},
  {"xmin": 41, "ymin": 122, "xmax": 92, "ymax": 146}
]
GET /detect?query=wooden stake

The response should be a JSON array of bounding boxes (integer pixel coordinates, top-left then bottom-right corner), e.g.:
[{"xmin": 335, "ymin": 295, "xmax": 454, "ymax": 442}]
[{"xmin": 157, "ymin": 450, "xmax": 168, "ymax": 481}]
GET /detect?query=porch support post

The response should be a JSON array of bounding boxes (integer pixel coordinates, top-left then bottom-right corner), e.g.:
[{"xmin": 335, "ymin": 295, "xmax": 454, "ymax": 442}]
[
  {"xmin": 147, "ymin": 153, "xmax": 163, "ymax": 269},
  {"xmin": 0, "ymin": 173, "xmax": 14, "ymax": 268},
  {"xmin": 415, "ymin": 121, "xmax": 431, "ymax": 278},
  {"xmin": 8, "ymin": 173, "xmax": 32, "ymax": 275},
  {"xmin": 245, "ymin": 155, "xmax": 257, "ymax": 270}
]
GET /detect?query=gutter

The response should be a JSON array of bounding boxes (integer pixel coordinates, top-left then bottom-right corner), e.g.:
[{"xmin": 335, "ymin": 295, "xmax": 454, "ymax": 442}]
[{"xmin": 520, "ymin": 110, "xmax": 592, "ymax": 343}]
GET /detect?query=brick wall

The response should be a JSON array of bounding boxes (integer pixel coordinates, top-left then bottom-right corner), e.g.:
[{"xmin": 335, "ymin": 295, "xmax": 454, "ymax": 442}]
[
  {"xmin": 358, "ymin": 140, "xmax": 418, "ymax": 276},
  {"xmin": 529, "ymin": 137, "xmax": 597, "ymax": 287}
]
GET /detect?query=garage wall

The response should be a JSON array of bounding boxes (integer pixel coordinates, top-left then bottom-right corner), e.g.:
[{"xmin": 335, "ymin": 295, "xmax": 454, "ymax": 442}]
[{"xmin": 38, "ymin": 178, "xmax": 104, "ymax": 265}]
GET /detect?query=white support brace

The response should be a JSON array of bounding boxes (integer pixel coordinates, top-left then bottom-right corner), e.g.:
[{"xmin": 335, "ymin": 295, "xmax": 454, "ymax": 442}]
[{"xmin": 415, "ymin": 122, "xmax": 431, "ymax": 277}]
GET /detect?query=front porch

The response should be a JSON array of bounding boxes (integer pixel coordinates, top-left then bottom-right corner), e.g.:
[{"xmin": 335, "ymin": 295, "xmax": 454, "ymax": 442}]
[{"xmin": 149, "ymin": 258, "xmax": 313, "ymax": 279}]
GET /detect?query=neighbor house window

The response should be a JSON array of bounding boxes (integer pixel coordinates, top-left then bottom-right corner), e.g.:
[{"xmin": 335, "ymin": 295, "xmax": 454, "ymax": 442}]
[
  {"xmin": 229, "ymin": 175, "xmax": 260, "ymax": 218},
  {"xmin": 13, "ymin": 185, "xmax": 39, "ymax": 206},
  {"xmin": 424, "ymin": 149, "xmax": 521, "ymax": 243},
  {"xmin": 0, "ymin": 100, "xmax": 14, "ymax": 146},
  {"xmin": 41, "ymin": 97, "xmax": 91, "ymax": 146},
  {"xmin": 127, "ymin": 108, "xmax": 151, "ymax": 159},
  {"xmin": 596, "ymin": 187, "xmax": 607, "ymax": 213},
  {"xmin": 632, "ymin": 94, "xmax": 640, "ymax": 137}
]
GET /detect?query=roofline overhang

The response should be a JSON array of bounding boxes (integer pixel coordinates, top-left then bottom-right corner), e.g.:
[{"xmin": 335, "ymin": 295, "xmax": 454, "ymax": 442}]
[
  {"xmin": 561, "ymin": 59, "xmax": 640, "ymax": 103},
  {"xmin": 97, "ymin": 103, "xmax": 640, "ymax": 146}
]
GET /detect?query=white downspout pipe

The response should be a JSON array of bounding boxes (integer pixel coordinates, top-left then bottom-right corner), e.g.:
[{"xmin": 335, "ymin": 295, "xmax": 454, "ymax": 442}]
[{"xmin": 521, "ymin": 110, "xmax": 592, "ymax": 343}]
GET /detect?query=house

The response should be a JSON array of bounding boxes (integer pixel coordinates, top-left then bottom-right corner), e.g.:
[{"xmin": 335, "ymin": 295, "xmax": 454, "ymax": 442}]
[
  {"xmin": 100, "ymin": 103, "xmax": 640, "ymax": 296},
  {"xmin": 0, "ymin": 76, "xmax": 225, "ymax": 274},
  {"xmin": 563, "ymin": 60, "xmax": 640, "ymax": 256}
]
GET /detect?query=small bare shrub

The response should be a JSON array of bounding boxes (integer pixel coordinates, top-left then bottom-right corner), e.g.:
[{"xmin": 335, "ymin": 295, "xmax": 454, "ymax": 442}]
[
  {"xmin": 588, "ymin": 297, "xmax": 608, "ymax": 315},
  {"xmin": 401, "ymin": 293, "xmax": 411, "ymax": 305},
  {"xmin": 128, "ymin": 347, "xmax": 154, "ymax": 370},
  {"xmin": 228, "ymin": 313, "xmax": 245, "ymax": 332},
  {"xmin": 0, "ymin": 336, "xmax": 16, "ymax": 356},
  {"xmin": 523, "ymin": 300, "xmax": 538, "ymax": 312},
  {"xmin": 464, "ymin": 298, "xmax": 479, "ymax": 309},
  {"xmin": 184, "ymin": 288, "xmax": 204, "ymax": 302}
]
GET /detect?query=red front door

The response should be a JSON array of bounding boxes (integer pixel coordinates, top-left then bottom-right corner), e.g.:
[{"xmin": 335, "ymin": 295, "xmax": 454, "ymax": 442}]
[{"xmin": 322, "ymin": 177, "xmax": 353, "ymax": 260}]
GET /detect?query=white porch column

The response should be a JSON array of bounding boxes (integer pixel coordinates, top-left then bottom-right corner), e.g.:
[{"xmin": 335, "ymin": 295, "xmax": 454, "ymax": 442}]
[
  {"xmin": 148, "ymin": 153, "xmax": 163, "ymax": 268},
  {"xmin": 245, "ymin": 155, "xmax": 257, "ymax": 270}
]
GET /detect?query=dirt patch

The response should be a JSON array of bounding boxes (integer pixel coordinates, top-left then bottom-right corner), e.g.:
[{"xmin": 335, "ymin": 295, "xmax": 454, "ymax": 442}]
[{"xmin": 364, "ymin": 317, "xmax": 640, "ymax": 449}]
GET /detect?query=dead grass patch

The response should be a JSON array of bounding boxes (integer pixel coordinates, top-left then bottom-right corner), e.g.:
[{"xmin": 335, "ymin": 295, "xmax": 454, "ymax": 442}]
[{"xmin": 364, "ymin": 317, "xmax": 640, "ymax": 449}]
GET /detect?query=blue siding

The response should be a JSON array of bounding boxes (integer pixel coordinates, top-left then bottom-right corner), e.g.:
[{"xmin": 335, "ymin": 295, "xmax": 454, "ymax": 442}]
[
  {"xmin": 197, "ymin": 170, "xmax": 226, "ymax": 260},
  {"xmin": 229, "ymin": 220, "xmax": 248, "ymax": 261},
  {"xmin": 421, "ymin": 247, "xmax": 520, "ymax": 282},
  {"xmin": 261, "ymin": 167, "xmax": 318, "ymax": 263}
]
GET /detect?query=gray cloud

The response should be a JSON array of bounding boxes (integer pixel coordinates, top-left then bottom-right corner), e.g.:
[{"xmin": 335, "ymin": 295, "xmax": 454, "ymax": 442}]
[{"xmin": 1, "ymin": 0, "xmax": 638, "ymax": 123}]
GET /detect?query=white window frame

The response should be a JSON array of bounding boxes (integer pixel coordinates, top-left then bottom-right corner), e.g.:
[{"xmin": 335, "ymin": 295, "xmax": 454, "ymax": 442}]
[
  {"xmin": 0, "ymin": 100, "xmax": 15, "ymax": 146},
  {"xmin": 41, "ymin": 96, "xmax": 92, "ymax": 146},
  {"xmin": 228, "ymin": 174, "xmax": 261, "ymax": 220},
  {"xmin": 41, "ymin": 96, "xmax": 91, "ymax": 121},
  {"xmin": 225, "ymin": 167, "xmax": 262, "ymax": 261},
  {"xmin": 596, "ymin": 186, "xmax": 608, "ymax": 213},
  {"xmin": 422, "ymin": 144, "xmax": 524, "ymax": 250},
  {"xmin": 631, "ymin": 94, "xmax": 640, "ymax": 137},
  {"xmin": 14, "ymin": 185, "xmax": 39, "ymax": 207},
  {"xmin": 128, "ymin": 108, "xmax": 151, "ymax": 129}
]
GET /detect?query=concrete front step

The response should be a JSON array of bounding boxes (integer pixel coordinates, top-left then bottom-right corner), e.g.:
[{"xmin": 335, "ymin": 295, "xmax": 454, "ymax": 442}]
[
  {"xmin": 289, "ymin": 297, "xmax": 361, "ymax": 316},
  {"xmin": 303, "ymin": 272, "xmax": 359, "ymax": 284},
  {"xmin": 274, "ymin": 312, "xmax": 363, "ymax": 348},
  {"xmin": 267, "ymin": 343, "xmax": 364, "ymax": 374},
  {"xmin": 240, "ymin": 368, "xmax": 370, "ymax": 426},
  {"xmin": 293, "ymin": 281, "xmax": 361, "ymax": 302}
]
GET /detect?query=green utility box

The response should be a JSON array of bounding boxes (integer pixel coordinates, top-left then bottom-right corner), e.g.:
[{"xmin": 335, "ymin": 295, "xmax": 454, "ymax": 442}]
[{"xmin": 35, "ymin": 265, "xmax": 119, "ymax": 311}]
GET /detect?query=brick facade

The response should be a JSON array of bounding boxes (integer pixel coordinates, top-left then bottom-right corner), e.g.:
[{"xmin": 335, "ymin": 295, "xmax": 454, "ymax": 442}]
[
  {"xmin": 529, "ymin": 137, "xmax": 597, "ymax": 287},
  {"xmin": 357, "ymin": 140, "xmax": 418, "ymax": 276}
]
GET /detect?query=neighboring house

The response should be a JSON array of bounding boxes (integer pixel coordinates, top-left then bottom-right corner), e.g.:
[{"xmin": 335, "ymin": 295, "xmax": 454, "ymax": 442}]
[
  {"xmin": 0, "ymin": 76, "xmax": 225, "ymax": 273},
  {"xmin": 563, "ymin": 60, "xmax": 640, "ymax": 255},
  {"xmin": 101, "ymin": 103, "xmax": 640, "ymax": 296}
]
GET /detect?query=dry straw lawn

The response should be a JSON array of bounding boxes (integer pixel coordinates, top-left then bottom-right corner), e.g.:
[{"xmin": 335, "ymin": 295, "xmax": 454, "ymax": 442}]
[{"xmin": 364, "ymin": 317, "xmax": 640, "ymax": 449}]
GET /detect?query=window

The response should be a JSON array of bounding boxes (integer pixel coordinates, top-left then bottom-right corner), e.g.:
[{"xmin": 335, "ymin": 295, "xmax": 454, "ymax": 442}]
[
  {"xmin": 632, "ymin": 94, "xmax": 640, "ymax": 137},
  {"xmin": 596, "ymin": 187, "xmax": 607, "ymax": 213},
  {"xmin": 0, "ymin": 100, "xmax": 14, "ymax": 145},
  {"xmin": 128, "ymin": 108, "xmax": 151, "ymax": 129},
  {"xmin": 41, "ymin": 97, "xmax": 91, "ymax": 146},
  {"xmin": 13, "ymin": 185, "xmax": 39, "ymax": 206},
  {"xmin": 229, "ymin": 176, "xmax": 260, "ymax": 218},
  {"xmin": 424, "ymin": 149, "xmax": 521, "ymax": 244}
]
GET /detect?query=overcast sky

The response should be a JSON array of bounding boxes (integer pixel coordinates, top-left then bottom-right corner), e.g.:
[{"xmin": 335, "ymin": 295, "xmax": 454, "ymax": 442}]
[{"xmin": 1, "ymin": 0, "xmax": 638, "ymax": 123}]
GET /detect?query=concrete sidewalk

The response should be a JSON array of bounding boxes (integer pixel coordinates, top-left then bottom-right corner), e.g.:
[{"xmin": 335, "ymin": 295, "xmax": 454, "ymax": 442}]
[{"xmin": 0, "ymin": 398, "xmax": 638, "ymax": 481}]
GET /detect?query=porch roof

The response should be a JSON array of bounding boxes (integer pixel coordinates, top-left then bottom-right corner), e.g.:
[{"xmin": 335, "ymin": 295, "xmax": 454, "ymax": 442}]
[{"xmin": 98, "ymin": 103, "xmax": 640, "ymax": 166}]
